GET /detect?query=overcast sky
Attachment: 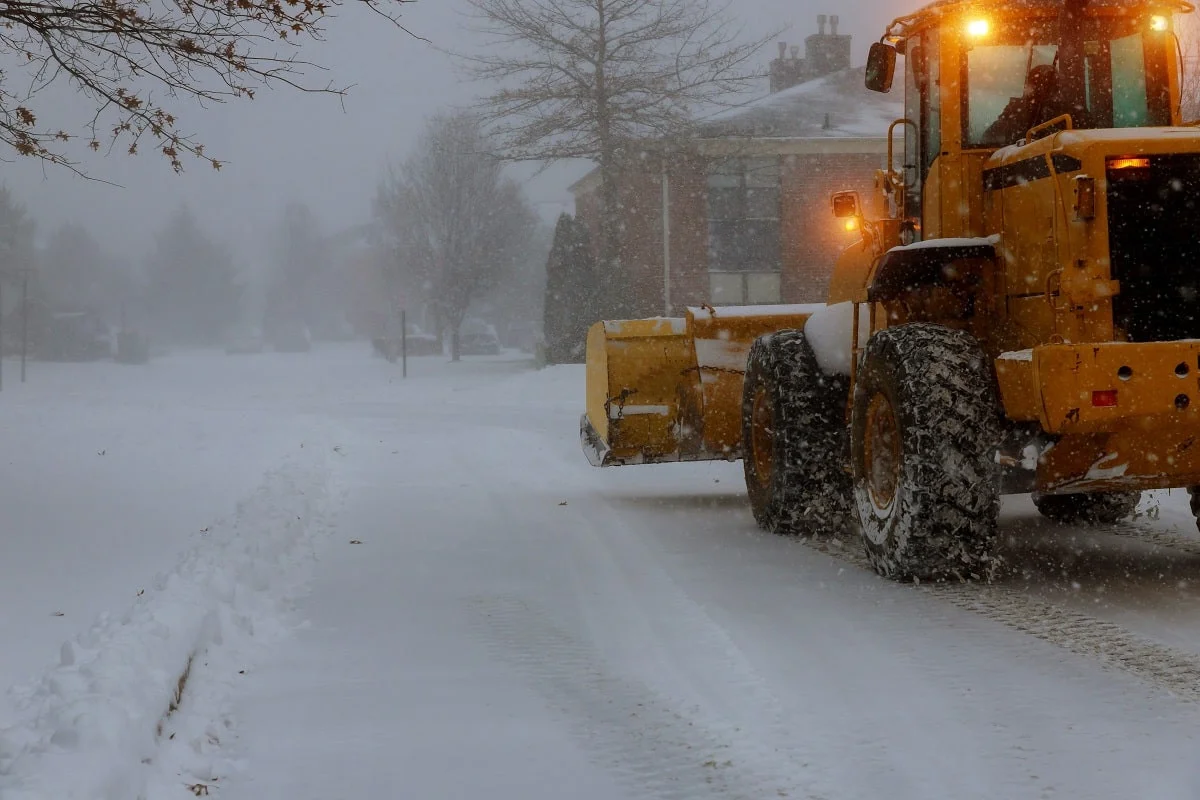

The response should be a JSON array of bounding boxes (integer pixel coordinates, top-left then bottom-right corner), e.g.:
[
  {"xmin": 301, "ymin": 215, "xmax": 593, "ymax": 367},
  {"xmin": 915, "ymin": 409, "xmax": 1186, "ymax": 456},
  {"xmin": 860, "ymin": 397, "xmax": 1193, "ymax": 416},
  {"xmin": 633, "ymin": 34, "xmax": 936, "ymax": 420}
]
[{"xmin": 6, "ymin": 0, "xmax": 896, "ymax": 268}]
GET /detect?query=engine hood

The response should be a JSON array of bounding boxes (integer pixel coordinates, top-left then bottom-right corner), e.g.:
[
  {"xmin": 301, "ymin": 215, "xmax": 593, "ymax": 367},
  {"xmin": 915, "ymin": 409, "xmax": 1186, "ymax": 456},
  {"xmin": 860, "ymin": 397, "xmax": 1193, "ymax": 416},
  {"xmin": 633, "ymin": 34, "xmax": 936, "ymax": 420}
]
[{"xmin": 983, "ymin": 127, "xmax": 1200, "ymax": 175}]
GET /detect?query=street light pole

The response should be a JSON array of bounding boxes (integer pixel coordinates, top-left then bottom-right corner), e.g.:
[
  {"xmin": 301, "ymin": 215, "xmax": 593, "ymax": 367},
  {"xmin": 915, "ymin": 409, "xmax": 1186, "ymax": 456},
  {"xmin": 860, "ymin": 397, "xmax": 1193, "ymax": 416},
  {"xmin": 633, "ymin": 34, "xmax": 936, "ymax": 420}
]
[
  {"xmin": 0, "ymin": 276, "xmax": 6, "ymax": 392},
  {"xmin": 20, "ymin": 269, "xmax": 28, "ymax": 383}
]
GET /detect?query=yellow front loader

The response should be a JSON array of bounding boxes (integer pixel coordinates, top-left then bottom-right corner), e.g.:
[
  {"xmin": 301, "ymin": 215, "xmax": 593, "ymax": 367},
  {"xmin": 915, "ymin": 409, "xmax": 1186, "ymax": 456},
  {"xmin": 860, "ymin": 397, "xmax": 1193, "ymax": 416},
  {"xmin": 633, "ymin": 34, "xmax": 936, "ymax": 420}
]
[{"xmin": 583, "ymin": 0, "xmax": 1200, "ymax": 583}]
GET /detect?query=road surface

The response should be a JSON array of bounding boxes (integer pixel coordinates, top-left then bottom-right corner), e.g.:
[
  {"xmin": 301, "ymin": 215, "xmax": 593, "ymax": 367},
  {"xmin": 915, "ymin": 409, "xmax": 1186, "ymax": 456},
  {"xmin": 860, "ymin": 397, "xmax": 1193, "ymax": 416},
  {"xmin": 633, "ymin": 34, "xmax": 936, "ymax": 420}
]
[{"xmin": 2, "ymin": 346, "xmax": 1200, "ymax": 799}]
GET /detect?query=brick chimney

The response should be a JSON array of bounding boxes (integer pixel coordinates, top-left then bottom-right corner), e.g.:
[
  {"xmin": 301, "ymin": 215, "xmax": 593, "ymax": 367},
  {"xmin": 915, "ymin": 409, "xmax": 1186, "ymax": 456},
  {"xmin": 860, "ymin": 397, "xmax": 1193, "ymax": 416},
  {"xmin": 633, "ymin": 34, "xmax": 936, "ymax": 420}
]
[
  {"xmin": 804, "ymin": 13, "xmax": 851, "ymax": 79},
  {"xmin": 769, "ymin": 39, "xmax": 806, "ymax": 93},
  {"xmin": 769, "ymin": 13, "xmax": 852, "ymax": 93}
]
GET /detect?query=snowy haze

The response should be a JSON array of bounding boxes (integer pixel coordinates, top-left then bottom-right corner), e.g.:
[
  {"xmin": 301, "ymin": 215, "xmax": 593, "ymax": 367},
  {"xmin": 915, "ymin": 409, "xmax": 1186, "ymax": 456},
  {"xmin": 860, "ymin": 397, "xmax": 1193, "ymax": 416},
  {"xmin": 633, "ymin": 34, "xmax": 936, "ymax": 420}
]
[{"xmin": 8, "ymin": 0, "xmax": 895, "ymax": 262}]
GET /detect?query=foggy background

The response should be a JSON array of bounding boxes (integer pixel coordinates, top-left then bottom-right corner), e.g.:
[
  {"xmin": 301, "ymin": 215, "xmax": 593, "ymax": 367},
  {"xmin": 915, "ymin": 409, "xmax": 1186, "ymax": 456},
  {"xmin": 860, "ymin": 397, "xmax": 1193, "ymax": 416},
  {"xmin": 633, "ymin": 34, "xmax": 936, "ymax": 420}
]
[{"xmin": 7, "ymin": 0, "xmax": 891, "ymax": 266}]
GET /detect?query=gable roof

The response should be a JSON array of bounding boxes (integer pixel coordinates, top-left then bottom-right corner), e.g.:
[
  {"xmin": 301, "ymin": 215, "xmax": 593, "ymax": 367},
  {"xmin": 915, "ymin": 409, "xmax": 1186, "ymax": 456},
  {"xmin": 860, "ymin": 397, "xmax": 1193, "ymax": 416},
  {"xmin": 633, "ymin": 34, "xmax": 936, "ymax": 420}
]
[{"xmin": 694, "ymin": 66, "xmax": 904, "ymax": 140}]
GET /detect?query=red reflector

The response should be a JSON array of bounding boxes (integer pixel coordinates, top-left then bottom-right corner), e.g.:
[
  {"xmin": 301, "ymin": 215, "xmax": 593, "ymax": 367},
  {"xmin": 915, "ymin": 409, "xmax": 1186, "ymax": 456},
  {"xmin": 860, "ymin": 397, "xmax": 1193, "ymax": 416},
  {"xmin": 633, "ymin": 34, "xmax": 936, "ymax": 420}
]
[{"xmin": 1092, "ymin": 390, "xmax": 1118, "ymax": 407}]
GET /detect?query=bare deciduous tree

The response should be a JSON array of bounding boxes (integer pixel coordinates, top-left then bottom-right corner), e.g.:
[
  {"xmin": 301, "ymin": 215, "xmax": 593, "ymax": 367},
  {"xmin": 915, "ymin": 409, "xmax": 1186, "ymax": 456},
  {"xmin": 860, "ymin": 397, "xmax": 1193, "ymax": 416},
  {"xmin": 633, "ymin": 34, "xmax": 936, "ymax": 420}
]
[
  {"xmin": 461, "ymin": 0, "xmax": 777, "ymax": 317},
  {"xmin": 0, "ymin": 0, "xmax": 415, "ymax": 173},
  {"xmin": 374, "ymin": 111, "xmax": 536, "ymax": 361},
  {"xmin": 1180, "ymin": 12, "xmax": 1200, "ymax": 120}
]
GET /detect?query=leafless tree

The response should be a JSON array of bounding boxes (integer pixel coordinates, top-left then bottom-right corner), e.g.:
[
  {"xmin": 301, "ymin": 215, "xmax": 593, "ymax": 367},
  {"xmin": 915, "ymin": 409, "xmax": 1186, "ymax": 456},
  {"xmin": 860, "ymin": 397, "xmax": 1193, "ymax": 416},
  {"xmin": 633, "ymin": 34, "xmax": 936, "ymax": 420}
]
[
  {"xmin": 374, "ymin": 111, "xmax": 537, "ymax": 361},
  {"xmin": 460, "ymin": 0, "xmax": 778, "ymax": 317},
  {"xmin": 0, "ymin": 0, "xmax": 415, "ymax": 174},
  {"xmin": 1179, "ymin": 13, "xmax": 1200, "ymax": 121}
]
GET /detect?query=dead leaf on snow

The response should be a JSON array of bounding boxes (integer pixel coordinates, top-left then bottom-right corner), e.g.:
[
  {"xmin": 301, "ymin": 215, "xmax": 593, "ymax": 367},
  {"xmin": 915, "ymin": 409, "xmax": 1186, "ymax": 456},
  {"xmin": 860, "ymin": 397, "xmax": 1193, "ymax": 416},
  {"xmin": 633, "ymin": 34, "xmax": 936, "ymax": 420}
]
[
  {"xmin": 187, "ymin": 783, "xmax": 209, "ymax": 796},
  {"xmin": 350, "ymin": 539, "xmax": 363, "ymax": 545},
  {"xmin": 558, "ymin": 501, "xmax": 568, "ymax": 506}
]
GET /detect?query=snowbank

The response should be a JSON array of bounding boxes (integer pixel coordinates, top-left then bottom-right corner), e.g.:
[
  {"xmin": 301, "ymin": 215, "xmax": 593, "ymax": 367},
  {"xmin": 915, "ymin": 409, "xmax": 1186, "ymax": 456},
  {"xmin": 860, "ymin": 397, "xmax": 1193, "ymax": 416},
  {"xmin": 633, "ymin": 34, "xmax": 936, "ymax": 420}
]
[
  {"xmin": 688, "ymin": 303, "xmax": 825, "ymax": 320},
  {"xmin": 888, "ymin": 234, "xmax": 1001, "ymax": 252},
  {"xmin": 804, "ymin": 302, "xmax": 870, "ymax": 375},
  {"xmin": 0, "ymin": 446, "xmax": 341, "ymax": 799}
]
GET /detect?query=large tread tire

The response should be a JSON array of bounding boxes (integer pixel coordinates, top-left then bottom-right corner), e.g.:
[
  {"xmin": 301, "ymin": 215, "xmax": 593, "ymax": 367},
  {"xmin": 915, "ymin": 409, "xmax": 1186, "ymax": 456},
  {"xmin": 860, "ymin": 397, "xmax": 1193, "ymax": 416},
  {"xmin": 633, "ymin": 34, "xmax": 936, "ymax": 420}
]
[
  {"xmin": 1032, "ymin": 491, "xmax": 1141, "ymax": 525},
  {"xmin": 741, "ymin": 329, "xmax": 852, "ymax": 536},
  {"xmin": 851, "ymin": 323, "xmax": 1004, "ymax": 583},
  {"xmin": 1187, "ymin": 487, "xmax": 1200, "ymax": 534}
]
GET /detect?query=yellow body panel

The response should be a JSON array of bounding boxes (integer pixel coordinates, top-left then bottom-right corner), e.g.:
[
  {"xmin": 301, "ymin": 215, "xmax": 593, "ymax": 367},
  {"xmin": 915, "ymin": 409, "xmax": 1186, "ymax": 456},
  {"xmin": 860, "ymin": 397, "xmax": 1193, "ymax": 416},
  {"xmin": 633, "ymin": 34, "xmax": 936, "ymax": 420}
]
[
  {"xmin": 581, "ymin": 307, "xmax": 816, "ymax": 466},
  {"xmin": 993, "ymin": 341, "xmax": 1200, "ymax": 491},
  {"xmin": 1036, "ymin": 420, "xmax": 1200, "ymax": 494},
  {"xmin": 1034, "ymin": 342, "xmax": 1200, "ymax": 434},
  {"xmin": 583, "ymin": 318, "xmax": 695, "ymax": 466}
]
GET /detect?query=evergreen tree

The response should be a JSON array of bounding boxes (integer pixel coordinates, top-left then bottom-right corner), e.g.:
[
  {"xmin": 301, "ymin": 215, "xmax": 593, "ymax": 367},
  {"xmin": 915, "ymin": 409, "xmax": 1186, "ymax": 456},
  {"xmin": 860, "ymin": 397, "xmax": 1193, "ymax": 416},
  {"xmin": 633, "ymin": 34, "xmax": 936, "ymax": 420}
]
[
  {"xmin": 543, "ymin": 213, "xmax": 598, "ymax": 364},
  {"xmin": 144, "ymin": 205, "xmax": 241, "ymax": 345}
]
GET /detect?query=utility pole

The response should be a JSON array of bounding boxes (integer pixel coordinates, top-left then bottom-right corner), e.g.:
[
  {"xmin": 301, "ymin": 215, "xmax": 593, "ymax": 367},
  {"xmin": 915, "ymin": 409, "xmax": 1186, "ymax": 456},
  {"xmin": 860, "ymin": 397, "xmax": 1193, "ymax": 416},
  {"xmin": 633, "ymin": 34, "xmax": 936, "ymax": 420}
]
[
  {"xmin": 20, "ymin": 269, "xmax": 28, "ymax": 383},
  {"xmin": 0, "ymin": 276, "xmax": 6, "ymax": 392}
]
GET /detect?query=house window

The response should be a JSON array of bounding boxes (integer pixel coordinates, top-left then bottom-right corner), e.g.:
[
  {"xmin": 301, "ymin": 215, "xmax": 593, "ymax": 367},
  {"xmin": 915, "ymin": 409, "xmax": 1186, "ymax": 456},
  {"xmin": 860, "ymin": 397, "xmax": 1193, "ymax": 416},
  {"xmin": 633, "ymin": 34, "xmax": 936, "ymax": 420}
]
[{"xmin": 707, "ymin": 156, "xmax": 782, "ymax": 304}]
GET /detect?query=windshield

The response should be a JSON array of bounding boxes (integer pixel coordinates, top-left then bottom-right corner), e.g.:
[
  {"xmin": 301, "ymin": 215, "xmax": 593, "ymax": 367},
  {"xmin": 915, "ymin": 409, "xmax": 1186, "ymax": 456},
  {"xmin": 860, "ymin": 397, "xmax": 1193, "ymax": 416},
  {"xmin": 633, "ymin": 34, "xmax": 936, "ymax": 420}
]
[{"xmin": 964, "ymin": 16, "xmax": 1170, "ymax": 147}]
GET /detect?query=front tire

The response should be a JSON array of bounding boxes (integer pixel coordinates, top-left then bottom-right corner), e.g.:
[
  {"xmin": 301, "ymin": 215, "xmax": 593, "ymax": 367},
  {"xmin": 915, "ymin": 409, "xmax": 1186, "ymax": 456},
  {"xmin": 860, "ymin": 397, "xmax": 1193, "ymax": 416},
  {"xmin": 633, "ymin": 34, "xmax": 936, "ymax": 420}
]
[
  {"xmin": 851, "ymin": 324, "xmax": 1004, "ymax": 582},
  {"xmin": 741, "ymin": 329, "xmax": 852, "ymax": 535},
  {"xmin": 1032, "ymin": 491, "xmax": 1141, "ymax": 525}
]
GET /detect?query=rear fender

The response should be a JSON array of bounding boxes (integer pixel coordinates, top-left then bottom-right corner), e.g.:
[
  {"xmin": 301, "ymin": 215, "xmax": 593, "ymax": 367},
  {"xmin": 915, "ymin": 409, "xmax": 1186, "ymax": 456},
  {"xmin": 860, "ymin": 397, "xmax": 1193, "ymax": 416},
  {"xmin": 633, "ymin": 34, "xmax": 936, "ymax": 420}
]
[{"xmin": 867, "ymin": 237, "xmax": 999, "ymax": 302}]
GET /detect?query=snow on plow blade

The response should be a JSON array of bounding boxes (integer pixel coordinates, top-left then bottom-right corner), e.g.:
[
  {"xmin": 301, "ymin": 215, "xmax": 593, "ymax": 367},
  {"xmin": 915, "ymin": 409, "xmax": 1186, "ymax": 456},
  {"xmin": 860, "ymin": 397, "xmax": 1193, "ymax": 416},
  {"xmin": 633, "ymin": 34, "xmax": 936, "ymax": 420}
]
[{"xmin": 581, "ymin": 305, "xmax": 820, "ymax": 467}]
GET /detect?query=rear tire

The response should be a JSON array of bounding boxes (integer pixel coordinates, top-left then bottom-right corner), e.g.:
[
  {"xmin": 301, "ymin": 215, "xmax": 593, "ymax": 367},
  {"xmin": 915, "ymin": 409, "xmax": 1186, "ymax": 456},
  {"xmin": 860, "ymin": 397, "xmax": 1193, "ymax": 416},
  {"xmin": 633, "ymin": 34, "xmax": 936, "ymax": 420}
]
[
  {"xmin": 1189, "ymin": 487, "xmax": 1200, "ymax": 534},
  {"xmin": 1032, "ymin": 491, "xmax": 1141, "ymax": 525},
  {"xmin": 741, "ymin": 329, "xmax": 852, "ymax": 535},
  {"xmin": 851, "ymin": 324, "xmax": 1004, "ymax": 582}
]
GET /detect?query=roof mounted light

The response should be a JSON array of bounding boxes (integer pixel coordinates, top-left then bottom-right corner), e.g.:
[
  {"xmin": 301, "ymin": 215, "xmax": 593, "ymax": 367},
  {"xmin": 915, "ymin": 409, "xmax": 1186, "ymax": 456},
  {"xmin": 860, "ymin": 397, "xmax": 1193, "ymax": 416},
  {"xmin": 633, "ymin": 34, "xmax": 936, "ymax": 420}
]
[{"xmin": 966, "ymin": 18, "xmax": 990, "ymax": 36}]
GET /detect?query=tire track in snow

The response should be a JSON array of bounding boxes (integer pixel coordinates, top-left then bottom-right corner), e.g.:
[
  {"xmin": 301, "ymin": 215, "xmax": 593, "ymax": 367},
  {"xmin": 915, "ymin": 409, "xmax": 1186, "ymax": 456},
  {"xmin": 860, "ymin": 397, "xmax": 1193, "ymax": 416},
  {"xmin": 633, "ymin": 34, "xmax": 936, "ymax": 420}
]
[
  {"xmin": 477, "ymin": 482, "xmax": 861, "ymax": 798},
  {"xmin": 467, "ymin": 593, "xmax": 825, "ymax": 800},
  {"xmin": 797, "ymin": 533, "xmax": 1200, "ymax": 703},
  {"xmin": 461, "ymin": 445, "xmax": 830, "ymax": 779},
  {"xmin": 1106, "ymin": 519, "xmax": 1200, "ymax": 559}
]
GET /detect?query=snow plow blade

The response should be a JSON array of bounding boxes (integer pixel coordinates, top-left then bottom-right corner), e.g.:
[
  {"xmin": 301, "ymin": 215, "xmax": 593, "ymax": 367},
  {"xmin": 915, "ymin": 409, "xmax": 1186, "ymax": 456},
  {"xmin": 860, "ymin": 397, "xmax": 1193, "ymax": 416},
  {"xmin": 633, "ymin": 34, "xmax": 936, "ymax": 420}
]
[{"xmin": 581, "ymin": 305, "xmax": 821, "ymax": 466}]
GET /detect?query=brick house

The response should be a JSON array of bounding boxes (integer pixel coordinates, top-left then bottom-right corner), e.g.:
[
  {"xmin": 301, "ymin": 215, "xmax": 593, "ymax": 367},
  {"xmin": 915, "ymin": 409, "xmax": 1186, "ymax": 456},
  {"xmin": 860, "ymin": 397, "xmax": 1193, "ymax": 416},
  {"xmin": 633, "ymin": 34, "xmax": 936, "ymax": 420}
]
[{"xmin": 569, "ymin": 16, "xmax": 904, "ymax": 316}]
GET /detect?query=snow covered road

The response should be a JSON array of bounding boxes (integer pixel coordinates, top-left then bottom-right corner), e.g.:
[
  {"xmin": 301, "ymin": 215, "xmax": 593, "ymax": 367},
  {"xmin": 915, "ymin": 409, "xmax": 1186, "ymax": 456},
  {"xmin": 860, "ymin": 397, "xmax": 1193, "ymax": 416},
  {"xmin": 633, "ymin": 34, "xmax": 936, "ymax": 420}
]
[{"xmin": 5, "ymin": 346, "xmax": 1200, "ymax": 798}]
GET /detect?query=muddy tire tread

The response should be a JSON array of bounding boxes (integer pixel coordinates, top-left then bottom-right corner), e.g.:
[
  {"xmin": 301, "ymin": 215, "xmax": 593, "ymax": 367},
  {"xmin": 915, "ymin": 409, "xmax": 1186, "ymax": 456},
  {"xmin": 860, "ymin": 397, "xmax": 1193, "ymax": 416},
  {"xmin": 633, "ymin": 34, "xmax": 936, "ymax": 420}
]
[
  {"xmin": 852, "ymin": 323, "xmax": 1004, "ymax": 583},
  {"xmin": 741, "ymin": 329, "xmax": 852, "ymax": 536}
]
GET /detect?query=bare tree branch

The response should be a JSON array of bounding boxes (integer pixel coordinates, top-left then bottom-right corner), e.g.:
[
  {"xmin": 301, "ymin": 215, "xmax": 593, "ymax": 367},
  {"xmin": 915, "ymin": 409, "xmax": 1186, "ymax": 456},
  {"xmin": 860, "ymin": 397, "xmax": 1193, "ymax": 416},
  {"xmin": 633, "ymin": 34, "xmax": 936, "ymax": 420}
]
[
  {"xmin": 373, "ymin": 111, "xmax": 537, "ymax": 360},
  {"xmin": 1180, "ymin": 12, "xmax": 1200, "ymax": 121},
  {"xmin": 0, "ymin": 0, "xmax": 419, "ymax": 174},
  {"xmin": 453, "ymin": 0, "xmax": 780, "ymax": 317}
]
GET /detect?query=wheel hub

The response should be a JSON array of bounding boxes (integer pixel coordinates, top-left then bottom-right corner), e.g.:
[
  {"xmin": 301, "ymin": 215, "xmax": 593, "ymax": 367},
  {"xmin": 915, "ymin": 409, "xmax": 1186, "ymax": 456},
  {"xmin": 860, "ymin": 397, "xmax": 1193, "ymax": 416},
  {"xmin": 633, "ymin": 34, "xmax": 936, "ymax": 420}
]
[
  {"xmin": 863, "ymin": 391, "xmax": 901, "ymax": 512},
  {"xmin": 750, "ymin": 385, "xmax": 774, "ymax": 485}
]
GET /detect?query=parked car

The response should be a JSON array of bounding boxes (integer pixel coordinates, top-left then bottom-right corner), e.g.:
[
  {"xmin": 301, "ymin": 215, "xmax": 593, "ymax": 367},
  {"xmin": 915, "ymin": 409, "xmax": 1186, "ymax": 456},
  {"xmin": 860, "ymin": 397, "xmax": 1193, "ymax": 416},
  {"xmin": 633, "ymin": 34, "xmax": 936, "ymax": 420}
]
[
  {"xmin": 404, "ymin": 324, "xmax": 442, "ymax": 356},
  {"xmin": 459, "ymin": 320, "xmax": 501, "ymax": 355},
  {"xmin": 271, "ymin": 324, "xmax": 312, "ymax": 353},
  {"xmin": 38, "ymin": 310, "xmax": 112, "ymax": 362},
  {"xmin": 503, "ymin": 321, "xmax": 541, "ymax": 353},
  {"xmin": 225, "ymin": 327, "xmax": 265, "ymax": 354},
  {"xmin": 371, "ymin": 323, "xmax": 440, "ymax": 360}
]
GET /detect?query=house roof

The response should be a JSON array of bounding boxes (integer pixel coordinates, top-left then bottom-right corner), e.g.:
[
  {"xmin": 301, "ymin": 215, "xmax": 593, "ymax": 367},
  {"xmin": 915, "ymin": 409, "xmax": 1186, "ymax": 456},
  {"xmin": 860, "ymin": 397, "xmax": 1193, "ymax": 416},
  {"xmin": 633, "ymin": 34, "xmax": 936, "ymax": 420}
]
[
  {"xmin": 693, "ymin": 66, "xmax": 903, "ymax": 140},
  {"xmin": 567, "ymin": 65, "xmax": 904, "ymax": 197}
]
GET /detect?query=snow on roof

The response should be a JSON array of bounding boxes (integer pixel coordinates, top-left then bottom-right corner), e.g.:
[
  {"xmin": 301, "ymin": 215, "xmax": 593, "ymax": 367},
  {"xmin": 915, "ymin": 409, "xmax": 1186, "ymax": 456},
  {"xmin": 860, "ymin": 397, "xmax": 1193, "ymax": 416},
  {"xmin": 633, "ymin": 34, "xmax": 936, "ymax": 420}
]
[{"xmin": 694, "ymin": 67, "xmax": 904, "ymax": 141}]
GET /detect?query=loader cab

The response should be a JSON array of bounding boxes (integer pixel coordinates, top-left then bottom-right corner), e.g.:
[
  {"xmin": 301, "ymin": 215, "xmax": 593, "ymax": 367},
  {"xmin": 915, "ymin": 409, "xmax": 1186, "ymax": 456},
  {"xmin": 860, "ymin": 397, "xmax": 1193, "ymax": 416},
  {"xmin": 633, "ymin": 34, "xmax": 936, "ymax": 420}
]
[
  {"xmin": 864, "ymin": 0, "xmax": 1182, "ymax": 242},
  {"xmin": 865, "ymin": 34, "xmax": 940, "ymax": 244}
]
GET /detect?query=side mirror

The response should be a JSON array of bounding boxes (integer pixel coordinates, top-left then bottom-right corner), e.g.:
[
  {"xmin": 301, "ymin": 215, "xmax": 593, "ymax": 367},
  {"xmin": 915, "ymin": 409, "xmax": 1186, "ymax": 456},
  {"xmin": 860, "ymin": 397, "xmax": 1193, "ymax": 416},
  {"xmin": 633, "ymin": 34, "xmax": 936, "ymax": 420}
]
[
  {"xmin": 865, "ymin": 42, "xmax": 897, "ymax": 93},
  {"xmin": 831, "ymin": 191, "xmax": 860, "ymax": 218}
]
